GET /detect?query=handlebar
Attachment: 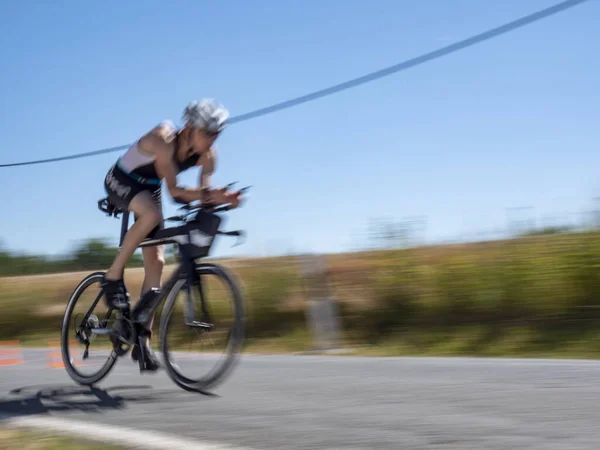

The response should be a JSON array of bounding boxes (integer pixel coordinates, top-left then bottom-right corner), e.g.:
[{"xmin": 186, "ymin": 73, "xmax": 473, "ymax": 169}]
[
  {"xmin": 166, "ymin": 183, "xmax": 250, "ymax": 247},
  {"xmin": 166, "ymin": 184, "xmax": 251, "ymax": 222},
  {"xmin": 177, "ymin": 185, "xmax": 251, "ymax": 213}
]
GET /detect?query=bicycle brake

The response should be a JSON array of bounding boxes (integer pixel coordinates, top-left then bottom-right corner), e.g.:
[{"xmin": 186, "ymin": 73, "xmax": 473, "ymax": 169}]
[
  {"xmin": 233, "ymin": 231, "xmax": 245, "ymax": 247},
  {"xmin": 218, "ymin": 230, "xmax": 245, "ymax": 247}
]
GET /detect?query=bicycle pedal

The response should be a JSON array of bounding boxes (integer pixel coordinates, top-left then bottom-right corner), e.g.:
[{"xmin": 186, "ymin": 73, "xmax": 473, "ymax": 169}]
[{"xmin": 186, "ymin": 321, "xmax": 214, "ymax": 329}]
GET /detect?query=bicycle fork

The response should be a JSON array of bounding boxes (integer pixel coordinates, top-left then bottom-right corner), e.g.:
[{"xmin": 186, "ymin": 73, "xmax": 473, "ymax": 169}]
[{"xmin": 182, "ymin": 256, "xmax": 214, "ymax": 331}]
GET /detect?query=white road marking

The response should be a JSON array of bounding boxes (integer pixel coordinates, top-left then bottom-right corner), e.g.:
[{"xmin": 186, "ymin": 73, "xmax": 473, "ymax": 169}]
[{"xmin": 6, "ymin": 416, "xmax": 257, "ymax": 450}]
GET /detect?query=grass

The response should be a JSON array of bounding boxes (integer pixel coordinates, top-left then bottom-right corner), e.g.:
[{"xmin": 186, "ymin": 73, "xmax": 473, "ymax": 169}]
[
  {"xmin": 2, "ymin": 231, "xmax": 600, "ymax": 359},
  {"xmin": 0, "ymin": 426, "xmax": 125, "ymax": 450},
  {"xmin": 352, "ymin": 326, "xmax": 600, "ymax": 359}
]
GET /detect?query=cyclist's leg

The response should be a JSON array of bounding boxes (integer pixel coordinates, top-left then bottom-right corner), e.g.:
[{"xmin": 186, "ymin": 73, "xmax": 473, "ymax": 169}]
[
  {"xmin": 103, "ymin": 167, "xmax": 161, "ymax": 370},
  {"xmin": 130, "ymin": 243, "xmax": 165, "ymax": 371},
  {"xmin": 104, "ymin": 190, "xmax": 162, "ymax": 283},
  {"xmin": 138, "ymin": 188, "xmax": 165, "ymax": 341},
  {"xmin": 131, "ymin": 188, "xmax": 164, "ymax": 371},
  {"xmin": 139, "ymin": 187, "xmax": 165, "ymax": 296},
  {"xmin": 102, "ymin": 166, "xmax": 162, "ymax": 307},
  {"xmin": 141, "ymin": 245, "xmax": 165, "ymax": 292}
]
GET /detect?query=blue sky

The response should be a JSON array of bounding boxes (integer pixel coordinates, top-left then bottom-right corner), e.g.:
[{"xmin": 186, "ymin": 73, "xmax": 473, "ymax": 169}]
[{"xmin": 0, "ymin": 0, "xmax": 598, "ymax": 259}]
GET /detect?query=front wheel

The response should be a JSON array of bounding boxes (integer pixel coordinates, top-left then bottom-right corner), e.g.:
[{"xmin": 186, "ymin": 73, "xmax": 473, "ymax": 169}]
[{"xmin": 159, "ymin": 263, "xmax": 245, "ymax": 393}]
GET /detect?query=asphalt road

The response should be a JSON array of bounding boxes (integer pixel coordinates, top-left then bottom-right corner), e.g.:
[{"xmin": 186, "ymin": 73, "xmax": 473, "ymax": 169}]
[{"xmin": 1, "ymin": 348, "xmax": 599, "ymax": 449}]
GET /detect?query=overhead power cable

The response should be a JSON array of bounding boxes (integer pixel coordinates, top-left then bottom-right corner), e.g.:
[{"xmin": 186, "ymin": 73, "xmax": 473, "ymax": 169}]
[
  {"xmin": 0, "ymin": 144, "xmax": 131, "ymax": 168},
  {"xmin": 229, "ymin": 0, "xmax": 589, "ymax": 124},
  {"xmin": 0, "ymin": 0, "xmax": 589, "ymax": 168}
]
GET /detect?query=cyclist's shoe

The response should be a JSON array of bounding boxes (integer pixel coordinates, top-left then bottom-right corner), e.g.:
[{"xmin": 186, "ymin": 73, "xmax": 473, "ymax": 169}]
[
  {"xmin": 100, "ymin": 277, "xmax": 130, "ymax": 310},
  {"xmin": 131, "ymin": 340, "xmax": 162, "ymax": 372},
  {"xmin": 131, "ymin": 288, "xmax": 161, "ymax": 325}
]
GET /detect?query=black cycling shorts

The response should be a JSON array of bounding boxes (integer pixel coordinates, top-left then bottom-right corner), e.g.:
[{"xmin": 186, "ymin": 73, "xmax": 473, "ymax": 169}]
[{"xmin": 104, "ymin": 164, "xmax": 164, "ymax": 232}]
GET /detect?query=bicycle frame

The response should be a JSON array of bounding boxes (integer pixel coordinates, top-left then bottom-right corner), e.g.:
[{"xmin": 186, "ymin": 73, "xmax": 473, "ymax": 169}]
[{"xmin": 82, "ymin": 195, "xmax": 246, "ymax": 355}]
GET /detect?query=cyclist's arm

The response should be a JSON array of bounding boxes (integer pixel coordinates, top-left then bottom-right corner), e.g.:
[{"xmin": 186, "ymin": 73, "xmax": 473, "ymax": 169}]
[
  {"xmin": 198, "ymin": 147, "xmax": 216, "ymax": 202},
  {"xmin": 198, "ymin": 147, "xmax": 241, "ymax": 207},
  {"xmin": 142, "ymin": 126, "xmax": 203, "ymax": 203}
]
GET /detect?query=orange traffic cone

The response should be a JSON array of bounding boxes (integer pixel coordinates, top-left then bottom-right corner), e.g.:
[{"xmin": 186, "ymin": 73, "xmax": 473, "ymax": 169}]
[
  {"xmin": 47, "ymin": 342, "xmax": 63, "ymax": 369},
  {"xmin": 0, "ymin": 341, "xmax": 23, "ymax": 366},
  {"xmin": 47, "ymin": 341, "xmax": 81, "ymax": 369}
]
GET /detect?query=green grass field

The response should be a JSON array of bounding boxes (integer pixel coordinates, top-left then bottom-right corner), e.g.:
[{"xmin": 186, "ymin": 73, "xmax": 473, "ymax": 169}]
[
  {"xmin": 2, "ymin": 231, "xmax": 600, "ymax": 359},
  {"xmin": 0, "ymin": 426, "xmax": 126, "ymax": 450}
]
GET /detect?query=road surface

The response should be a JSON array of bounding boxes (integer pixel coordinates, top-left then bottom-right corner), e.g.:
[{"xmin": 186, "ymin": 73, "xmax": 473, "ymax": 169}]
[{"xmin": 1, "ymin": 348, "xmax": 599, "ymax": 449}]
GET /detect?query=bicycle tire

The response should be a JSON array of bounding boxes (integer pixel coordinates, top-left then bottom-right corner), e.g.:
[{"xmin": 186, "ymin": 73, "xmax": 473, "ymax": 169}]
[
  {"xmin": 61, "ymin": 271, "xmax": 119, "ymax": 386},
  {"xmin": 159, "ymin": 263, "xmax": 245, "ymax": 393}
]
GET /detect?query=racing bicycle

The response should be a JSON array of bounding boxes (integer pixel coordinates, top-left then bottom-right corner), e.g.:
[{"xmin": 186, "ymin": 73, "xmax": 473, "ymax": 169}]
[{"xmin": 60, "ymin": 184, "xmax": 250, "ymax": 393}]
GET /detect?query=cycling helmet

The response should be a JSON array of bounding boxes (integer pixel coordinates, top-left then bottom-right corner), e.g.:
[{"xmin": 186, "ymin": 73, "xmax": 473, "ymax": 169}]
[{"xmin": 183, "ymin": 99, "xmax": 229, "ymax": 134}]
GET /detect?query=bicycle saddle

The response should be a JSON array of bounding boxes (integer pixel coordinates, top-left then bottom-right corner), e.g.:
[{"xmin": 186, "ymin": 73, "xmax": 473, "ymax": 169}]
[{"xmin": 98, "ymin": 197, "xmax": 125, "ymax": 218}]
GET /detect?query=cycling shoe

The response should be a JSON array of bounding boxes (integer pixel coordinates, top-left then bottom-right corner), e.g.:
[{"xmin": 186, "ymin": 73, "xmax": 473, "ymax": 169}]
[
  {"xmin": 131, "ymin": 341, "xmax": 162, "ymax": 372},
  {"xmin": 100, "ymin": 277, "xmax": 130, "ymax": 310}
]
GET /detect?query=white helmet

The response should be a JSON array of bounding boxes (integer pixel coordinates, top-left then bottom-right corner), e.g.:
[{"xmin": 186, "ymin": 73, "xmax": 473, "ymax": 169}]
[{"xmin": 183, "ymin": 99, "xmax": 229, "ymax": 133}]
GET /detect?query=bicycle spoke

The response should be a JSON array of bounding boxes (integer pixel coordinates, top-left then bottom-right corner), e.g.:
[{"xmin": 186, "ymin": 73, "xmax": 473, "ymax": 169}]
[{"xmin": 159, "ymin": 263, "xmax": 244, "ymax": 392}]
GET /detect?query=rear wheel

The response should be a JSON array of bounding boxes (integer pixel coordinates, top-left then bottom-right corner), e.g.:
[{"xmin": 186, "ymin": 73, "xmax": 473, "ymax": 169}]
[
  {"xmin": 159, "ymin": 263, "xmax": 245, "ymax": 393},
  {"xmin": 60, "ymin": 272, "xmax": 121, "ymax": 386}
]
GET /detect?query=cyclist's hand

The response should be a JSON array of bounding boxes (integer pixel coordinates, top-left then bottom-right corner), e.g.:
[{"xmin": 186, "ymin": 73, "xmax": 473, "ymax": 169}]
[
  {"xmin": 224, "ymin": 190, "xmax": 243, "ymax": 209},
  {"xmin": 204, "ymin": 187, "xmax": 227, "ymax": 204},
  {"xmin": 204, "ymin": 187, "xmax": 242, "ymax": 208}
]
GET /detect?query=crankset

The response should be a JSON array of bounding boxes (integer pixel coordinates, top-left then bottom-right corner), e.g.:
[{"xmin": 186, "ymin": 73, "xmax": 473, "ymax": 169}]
[
  {"xmin": 110, "ymin": 316, "xmax": 136, "ymax": 356},
  {"xmin": 87, "ymin": 316, "xmax": 136, "ymax": 356}
]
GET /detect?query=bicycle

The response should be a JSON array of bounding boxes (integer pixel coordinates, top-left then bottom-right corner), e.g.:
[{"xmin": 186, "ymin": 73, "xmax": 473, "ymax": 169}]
[{"xmin": 60, "ymin": 184, "xmax": 250, "ymax": 394}]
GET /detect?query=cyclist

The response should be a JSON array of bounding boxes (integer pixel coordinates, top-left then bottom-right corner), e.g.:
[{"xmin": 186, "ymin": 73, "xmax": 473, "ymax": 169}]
[{"xmin": 102, "ymin": 98, "xmax": 242, "ymax": 371}]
